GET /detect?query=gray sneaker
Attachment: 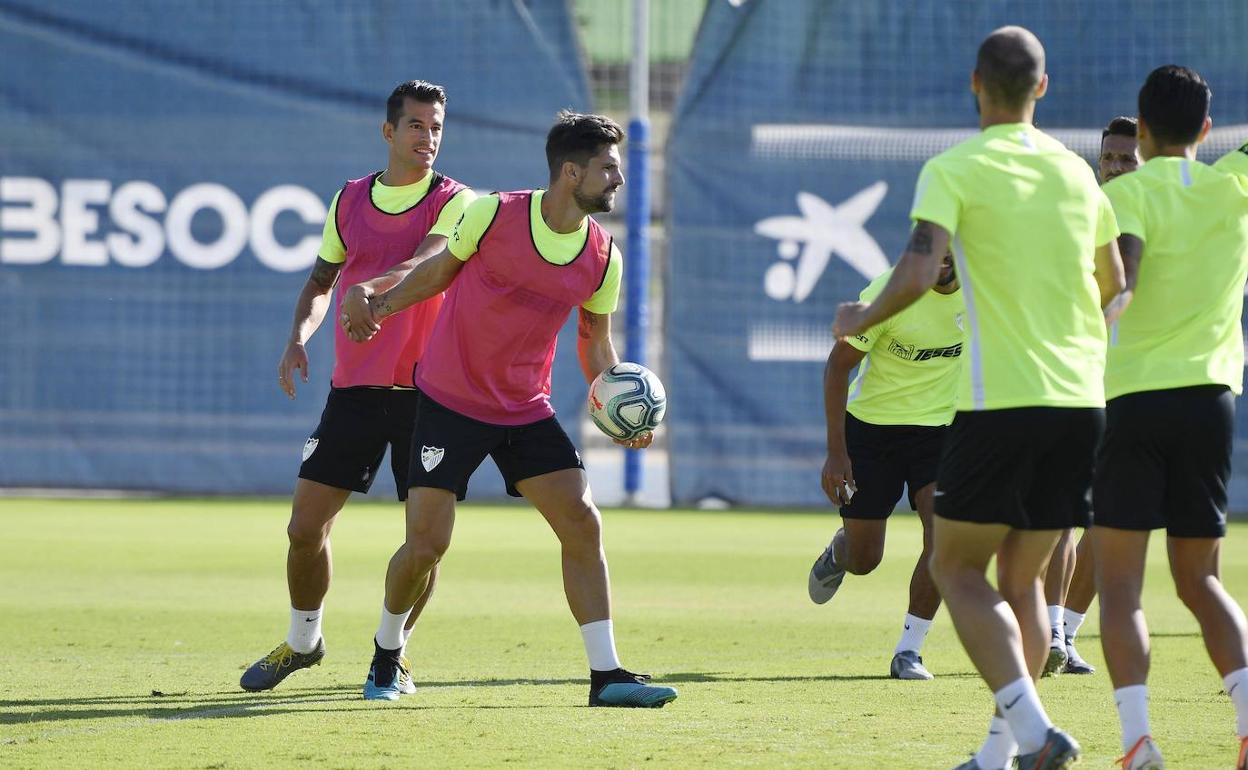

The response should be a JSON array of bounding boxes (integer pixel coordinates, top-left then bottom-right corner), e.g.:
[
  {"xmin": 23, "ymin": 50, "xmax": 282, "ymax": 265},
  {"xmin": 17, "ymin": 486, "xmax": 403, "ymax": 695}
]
[
  {"xmin": 240, "ymin": 638, "xmax": 325, "ymax": 691},
  {"xmin": 1015, "ymin": 727, "xmax": 1080, "ymax": 770},
  {"xmin": 1062, "ymin": 641, "xmax": 1094, "ymax": 675},
  {"xmin": 808, "ymin": 529, "xmax": 846, "ymax": 604},
  {"xmin": 890, "ymin": 650, "xmax": 934, "ymax": 680}
]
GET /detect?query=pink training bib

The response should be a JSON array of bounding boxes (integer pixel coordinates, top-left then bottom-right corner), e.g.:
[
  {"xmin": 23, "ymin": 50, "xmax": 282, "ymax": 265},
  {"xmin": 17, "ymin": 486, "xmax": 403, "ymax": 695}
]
[
  {"xmin": 416, "ymin": 191, "xmax": 612, "ymax": 424},
  {"xmin": 332, "ymin": 171, "xmax": 466, "ymax": 388}
]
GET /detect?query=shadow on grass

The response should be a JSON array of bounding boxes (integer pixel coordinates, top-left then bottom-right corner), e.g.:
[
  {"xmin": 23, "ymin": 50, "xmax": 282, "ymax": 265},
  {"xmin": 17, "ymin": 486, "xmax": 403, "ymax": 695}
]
[{"xmin": 1, "ymin": 670, "xmax": 981, "ymax": 725}]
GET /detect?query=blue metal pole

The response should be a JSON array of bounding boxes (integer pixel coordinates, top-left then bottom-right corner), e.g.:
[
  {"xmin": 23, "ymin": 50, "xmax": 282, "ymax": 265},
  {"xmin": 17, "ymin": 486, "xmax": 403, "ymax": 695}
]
[
  {"xmin": 623, "ymin": 0, "xmax": 650, "ymax": 502},
  {"xmin": 624, "ymin": 116, "xmax": 650, "ymax": 499}
]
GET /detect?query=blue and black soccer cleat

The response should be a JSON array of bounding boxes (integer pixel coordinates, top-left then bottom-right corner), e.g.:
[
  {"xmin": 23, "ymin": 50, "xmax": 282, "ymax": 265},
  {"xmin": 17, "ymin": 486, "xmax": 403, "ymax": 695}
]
[
  {"xmin": 589, "ymin": 668, "xmax": 677, "ymax": 708},
  {"xmin": 363, "ymin": 642, "xmax": 403, "ymax": 701}
]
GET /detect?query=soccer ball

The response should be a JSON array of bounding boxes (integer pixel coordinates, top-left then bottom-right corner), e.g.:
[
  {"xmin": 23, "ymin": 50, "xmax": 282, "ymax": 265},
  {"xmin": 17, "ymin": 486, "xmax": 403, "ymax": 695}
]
[{"xmin": 588, "ymin": 363, "xmax": 667, "ymax": 442}]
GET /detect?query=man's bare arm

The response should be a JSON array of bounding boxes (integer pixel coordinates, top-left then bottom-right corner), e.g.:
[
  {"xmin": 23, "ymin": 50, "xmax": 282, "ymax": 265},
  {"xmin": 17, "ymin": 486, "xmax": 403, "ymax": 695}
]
[
  {"xmin": 278, "ymin": 257, "xmax": 341, "ymax": 398},
  {"xmin": 1114, "ymin": 234, "xmax": 1142, "ymax": 293},
  {"xmin": 832, "ymin": 221, "xmax": 950, "ymax": 339},
  {"xmin": 368, "ymin": 247, "xmax": 464, "ymax": 322},
  {"xmin": 578, "ymin": 307, "xmax": 652, "ymax": 449},
  {"xmin": 821, "ymin": 340, "xmax": 868, "ymax": 505},
  {"xmin": 341, "ymin": 235, "xmax": 449, "ymax": 339},
  {"xmin": 577, "ymin": 307, "xmax": 619, "ymax": 384},
  {"xmin": 291, "ymin": 258, "xmax": 341, "ymax": 342},
  {"xmin": 1099, "ymin": 234, "xmax": 1136, "ymax": 324},
  {"xmin": 357, "ymin": 235, "xmax": 449, "ymax": 298}
]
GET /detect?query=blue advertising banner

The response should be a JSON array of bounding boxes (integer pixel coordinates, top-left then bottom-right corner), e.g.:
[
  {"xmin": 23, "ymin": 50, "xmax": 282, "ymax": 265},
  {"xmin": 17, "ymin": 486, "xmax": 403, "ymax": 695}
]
[
  {"xmin": 0, "ymin": 0, "xmax": 592, "ymax": 496},
  {"xmin": 666, "ymin": 0, "xmax": 1248, "ymax": 508}
]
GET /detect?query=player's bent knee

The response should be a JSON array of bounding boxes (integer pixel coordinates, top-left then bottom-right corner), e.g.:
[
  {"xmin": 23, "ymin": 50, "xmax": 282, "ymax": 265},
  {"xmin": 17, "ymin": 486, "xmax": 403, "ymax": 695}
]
[
  {"xmin": 843, "ymin": 548, "xmax": 883, "ymax": 575},
  {"xmin": 405, "ymin": 535, "xmax": 451, "ymax": 567}
]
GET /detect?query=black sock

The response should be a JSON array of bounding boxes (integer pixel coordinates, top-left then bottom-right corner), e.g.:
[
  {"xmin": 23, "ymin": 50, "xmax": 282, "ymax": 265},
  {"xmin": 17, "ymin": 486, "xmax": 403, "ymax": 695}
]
[
  {"xmin": 590, "ymin": 668, "xmax": 628, "ymax": 689},
  {"xmin": 373, "ymin": 639, "xmax": 401, "ymax": 665}
]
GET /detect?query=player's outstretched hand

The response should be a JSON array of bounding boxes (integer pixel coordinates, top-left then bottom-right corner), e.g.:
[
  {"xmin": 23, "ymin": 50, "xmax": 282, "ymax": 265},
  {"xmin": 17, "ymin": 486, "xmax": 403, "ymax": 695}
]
[
  {"xmin": 341, "ymin": 285, "xmax": 382, "ymax": 343},
  {"xmin": 278, "ymin": 341, "xmax": 309, "ymax": 400},
  {"xmin": 831, "ymin": 301, "xmax": 871, "ymax": 340},
  {"xmin": 614, "ymin": 431, "xmax": 653, "ymax": 450},
  {"xmin": 821, "ymin": 452, "xmax": 856, "ymax": 506}
]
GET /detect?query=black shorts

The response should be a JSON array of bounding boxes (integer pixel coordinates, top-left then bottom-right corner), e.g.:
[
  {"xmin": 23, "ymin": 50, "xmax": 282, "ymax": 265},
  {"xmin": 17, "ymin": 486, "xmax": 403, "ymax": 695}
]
[
  {"xmin": 298, "ymin": 387, "xmax": 421, "ymax": 500},
  {"xmin": 935, "ymin": 407, "xmax": 1104, "ymax": 530},
  {"xmin": 840, "ymin": 414, "xmax": 946, "ymax": 519},
  {"xmin": 1093, "ymin": 385, "xmax": 1232, "ymax": 538},
  {"xmin": 408, "ymin": 391, "xmax": 584, "ymax": 501}
]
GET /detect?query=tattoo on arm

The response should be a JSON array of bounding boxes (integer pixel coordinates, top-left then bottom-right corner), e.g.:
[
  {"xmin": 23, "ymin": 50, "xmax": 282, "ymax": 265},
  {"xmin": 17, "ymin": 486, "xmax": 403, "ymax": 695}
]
[
  {"xmin": 374, "ymin": 292, "xmax": 394, "ymax": 318},
  {"xmin": 309, "ymin": 258, "xmax": 341, "ymax": 290},
  {"xmin": 578, "ymin": 308, "xmax": 599, "ymax": 340},
  {"xmin": 906, "ymin": 222, "xmax": 935, "ymax": 256}
]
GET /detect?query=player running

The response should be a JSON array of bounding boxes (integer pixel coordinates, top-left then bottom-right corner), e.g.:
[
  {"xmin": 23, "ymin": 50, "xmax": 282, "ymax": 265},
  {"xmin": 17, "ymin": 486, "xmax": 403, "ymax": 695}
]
[
  {"xmin": 239, "ymin": 81, "xmax": 474, "ymax": 692},
  {"xmin": 833, "ymin": 27, "xmax": 1124, "ymax": 770},
  {"xmin": 809, "ymin": 251, "xmax": 962, "ymax": 681},
  {"xmin": 1042, "ymin": 115, "xmax": 1141, "ymax": 677},
  {"xmin": 1093, "ymin": 65, "xmax": 1248, "ymax": 770},
  {"xmin": 348, "ymin": 111, "xmax": 677, "ymax": 708}
]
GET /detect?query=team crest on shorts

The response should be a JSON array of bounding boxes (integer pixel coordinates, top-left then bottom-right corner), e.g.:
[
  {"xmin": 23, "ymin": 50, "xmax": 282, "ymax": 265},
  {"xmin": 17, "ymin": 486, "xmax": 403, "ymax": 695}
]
[
  {"xmin": 302, "ymin": 438, "xmax": 319, "ymax": 462},
  {"xmin": 421, "ymin": 445, "xmax": 445, "ymax": 472}
]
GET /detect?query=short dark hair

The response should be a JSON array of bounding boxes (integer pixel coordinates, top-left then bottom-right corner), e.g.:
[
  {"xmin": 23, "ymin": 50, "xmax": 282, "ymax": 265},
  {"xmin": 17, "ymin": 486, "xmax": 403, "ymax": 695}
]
[
  {"xmin": 545, "ymin": 110, "xmax": 624, "ymax": 181},
  {"xmin": 1101, "ymin": 116, "xmax": 1138, "ymax": 142},
  {"xmin": 386, "ymin": 80, "xmax": 447, "ymax": 125},
  {"xmin": 975, "ymin": 26, "xmax": 1046, "ymax": 110},
  {"xmin": 1138, "ymin": 65, "xmax": 1210, "ymax": 146}
]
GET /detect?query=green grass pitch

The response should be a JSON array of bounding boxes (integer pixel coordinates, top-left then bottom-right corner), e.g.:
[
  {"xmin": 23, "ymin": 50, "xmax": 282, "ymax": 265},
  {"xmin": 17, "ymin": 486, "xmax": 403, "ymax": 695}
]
[{"xmin": 1, "ymin": 498, "xmax": 1244, "ymax": 768}]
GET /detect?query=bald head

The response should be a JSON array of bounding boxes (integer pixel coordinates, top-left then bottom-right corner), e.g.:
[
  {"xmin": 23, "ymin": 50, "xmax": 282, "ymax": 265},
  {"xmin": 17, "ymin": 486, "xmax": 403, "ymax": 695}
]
[{"xmin": 975, "ymin": 26, "xmax": 1046, "ymax": 110}]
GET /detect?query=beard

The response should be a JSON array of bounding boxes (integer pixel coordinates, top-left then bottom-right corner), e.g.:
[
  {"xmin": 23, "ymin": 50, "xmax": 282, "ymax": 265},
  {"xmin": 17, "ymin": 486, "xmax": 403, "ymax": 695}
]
[
  {"xmin": 937, "ymin": 265, "xmax": 957, "ymax": 286},
  {"xmin": 573, "ymin": 181, "xmax": 616, "ymax": 214}
]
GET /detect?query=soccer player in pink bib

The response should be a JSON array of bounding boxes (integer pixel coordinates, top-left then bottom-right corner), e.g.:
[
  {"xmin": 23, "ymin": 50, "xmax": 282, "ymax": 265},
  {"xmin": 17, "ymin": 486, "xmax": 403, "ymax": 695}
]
[
  {"xmin": 241, "ymin": 81, "xmax": 474, "ymax": 693},
  {"xmin": 348, "ymin": 111, "xmax": 677, "ymax": 707}
]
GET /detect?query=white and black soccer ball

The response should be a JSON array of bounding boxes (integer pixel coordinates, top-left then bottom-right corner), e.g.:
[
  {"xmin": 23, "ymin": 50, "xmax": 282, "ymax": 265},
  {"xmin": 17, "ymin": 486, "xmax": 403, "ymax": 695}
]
[{"xmin": 588, "ymin": 363, "xmax": 667, "ymax": 442}]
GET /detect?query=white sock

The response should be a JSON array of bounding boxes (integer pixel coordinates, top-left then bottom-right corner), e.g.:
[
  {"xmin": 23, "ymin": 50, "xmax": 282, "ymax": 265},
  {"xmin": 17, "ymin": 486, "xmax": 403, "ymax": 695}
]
[
  {"xmin": 894, "ymin": 613, "xmax": 934, "ymax": 655},
  {"xmin": 286, "ymin": 606, "xmax": 322, "ymax": 654},
  {"xmin": 1063, "ymin": 608, "xmax": 1086, "ymax": 645},
  {"xmin": 1223, "ymin": 668, "xmax": 1248, "ymax": 737},
  {"xmin": 1047, "ymin": 605, "xmax": 1065, "ymax": 647},
  {"xmin": 1114, "ymin": 684, "xmax": 1151, "ymax": 753},
  {"xmin": 974, "ymin": 716, "xmax": 1018, "ymax": 770},
  {"xmin": 580, "ymin": 619, "xmax": 622, "ymax": 671},
  {"xmin": 994, "ymin": 677, "xmax": 1053, "ymax": 753},
  {"xmin": 401, "ymin": 623, "xmax": 414, "ymax": 654},
  {"xmin": 374, "ymin": 604, "xmax": 409, "ymax": 651}
]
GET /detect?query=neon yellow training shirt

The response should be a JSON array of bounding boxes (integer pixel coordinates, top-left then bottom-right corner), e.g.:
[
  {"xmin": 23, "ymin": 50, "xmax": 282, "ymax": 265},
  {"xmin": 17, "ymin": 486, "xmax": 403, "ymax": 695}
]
[
  {"xmin": 317, "ymin": 173, "xmax": 476, "ymax": 263},
  {"xmin": 1214, "ymin": 140, "xmax": 1248, "ymax": 181},
  {"xmin": 910, "ymin": 123, "xmax": 1119, "ymax": 411},
  {"xmin": 845, "ymin": 268, "xmax": 964, "ymax": 426},
  {"xmin": 1102, "ymin": 156, "xmax": 1248, "ymax": 398},
  {"xmin": 449, "ymin": 190, "xmax": 623, "ymax": 314}
]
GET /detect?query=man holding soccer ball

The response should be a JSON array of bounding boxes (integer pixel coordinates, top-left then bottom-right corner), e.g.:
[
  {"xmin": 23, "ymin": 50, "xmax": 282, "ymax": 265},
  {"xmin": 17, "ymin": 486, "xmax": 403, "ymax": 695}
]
[{"xmin": 345, "ymin": 111, "xmax": 677, "ymax": 707}]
